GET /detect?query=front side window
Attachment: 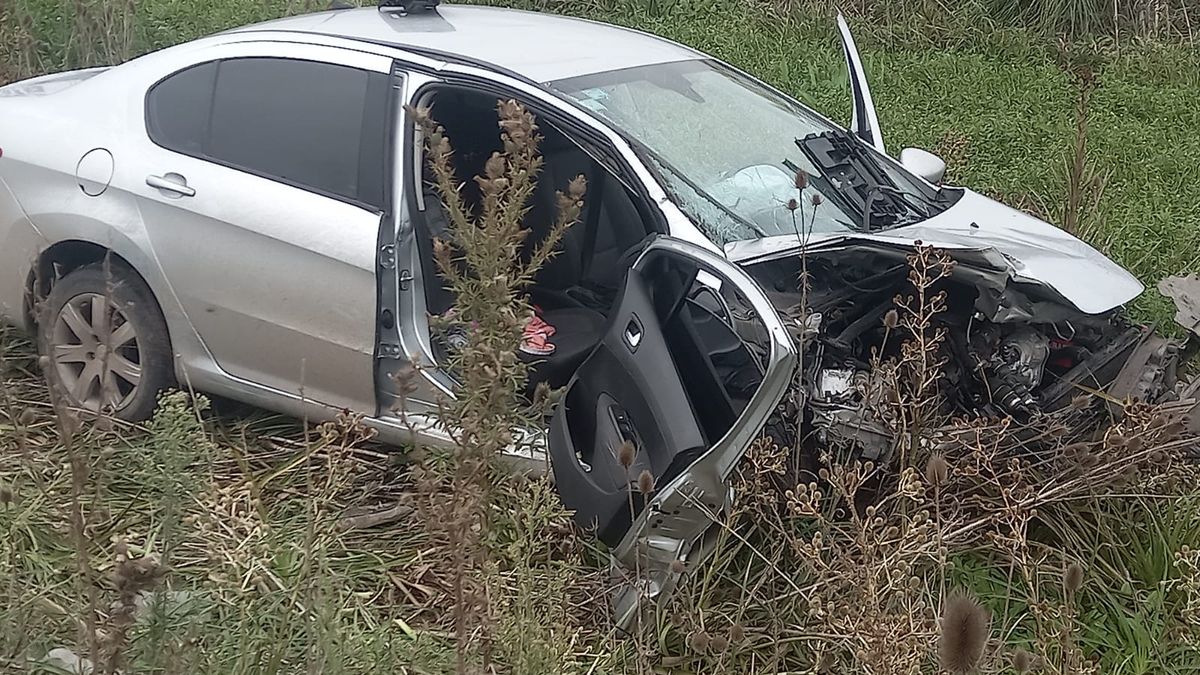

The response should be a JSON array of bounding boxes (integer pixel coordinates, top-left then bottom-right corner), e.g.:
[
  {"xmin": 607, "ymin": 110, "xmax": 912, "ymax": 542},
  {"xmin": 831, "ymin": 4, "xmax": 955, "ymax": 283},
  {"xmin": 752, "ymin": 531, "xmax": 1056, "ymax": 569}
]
[{"xmin": 146, "ymin": 57, "xmax": 388, "ymax": 209}]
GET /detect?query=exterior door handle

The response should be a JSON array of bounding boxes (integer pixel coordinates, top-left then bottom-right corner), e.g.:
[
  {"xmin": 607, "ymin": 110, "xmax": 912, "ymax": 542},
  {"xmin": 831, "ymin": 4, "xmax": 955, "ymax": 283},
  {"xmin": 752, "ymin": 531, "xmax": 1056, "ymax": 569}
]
[{"xmin": 146, "ymin": 173, "xmax": 195, "ymax": 198}]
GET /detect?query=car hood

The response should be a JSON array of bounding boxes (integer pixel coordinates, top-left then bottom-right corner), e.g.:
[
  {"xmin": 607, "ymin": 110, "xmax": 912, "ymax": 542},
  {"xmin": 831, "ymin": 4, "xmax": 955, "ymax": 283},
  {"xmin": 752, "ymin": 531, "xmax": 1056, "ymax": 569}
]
[{"xmin": 725, "ymin": 188, "xmax": 1143, "ymax": 315}]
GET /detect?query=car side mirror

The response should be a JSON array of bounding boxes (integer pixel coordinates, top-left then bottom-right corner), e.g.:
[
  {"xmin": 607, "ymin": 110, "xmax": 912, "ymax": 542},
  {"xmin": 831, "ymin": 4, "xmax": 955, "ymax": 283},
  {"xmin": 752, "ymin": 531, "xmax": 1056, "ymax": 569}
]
[{"xmin": 899, "ymin": 147, "xmax": 947, "ymax": 185}]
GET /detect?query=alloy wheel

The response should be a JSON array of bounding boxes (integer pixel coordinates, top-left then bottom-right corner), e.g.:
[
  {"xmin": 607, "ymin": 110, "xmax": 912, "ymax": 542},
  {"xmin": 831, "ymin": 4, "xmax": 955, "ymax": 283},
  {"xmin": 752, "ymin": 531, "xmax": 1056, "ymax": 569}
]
[{"xmin": 50, "ymin": 292, "xmax": 143, "ymax": 414}]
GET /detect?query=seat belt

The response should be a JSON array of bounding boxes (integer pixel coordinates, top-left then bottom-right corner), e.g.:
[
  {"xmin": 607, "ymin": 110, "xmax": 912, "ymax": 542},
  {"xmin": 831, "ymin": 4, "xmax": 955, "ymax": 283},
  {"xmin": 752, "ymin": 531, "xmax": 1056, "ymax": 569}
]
[{"xmin": 579, "ymin": 160, "xmax": 606, "ymax": 283}]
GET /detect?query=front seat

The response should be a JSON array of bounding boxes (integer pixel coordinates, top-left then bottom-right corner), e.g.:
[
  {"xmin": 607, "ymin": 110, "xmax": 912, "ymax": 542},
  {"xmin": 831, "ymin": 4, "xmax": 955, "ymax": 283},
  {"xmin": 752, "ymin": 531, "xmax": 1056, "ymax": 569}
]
[
  {"xmin": 528, "ymin": 138, "xmax": 647, "ymax": 302},
  {"xmin": 417, "ymin": 179, "xmax": 609, "ymax": 392},
  {"xmin": 520, "ymin": 140, "xmax": 649, "ymax": 389}
]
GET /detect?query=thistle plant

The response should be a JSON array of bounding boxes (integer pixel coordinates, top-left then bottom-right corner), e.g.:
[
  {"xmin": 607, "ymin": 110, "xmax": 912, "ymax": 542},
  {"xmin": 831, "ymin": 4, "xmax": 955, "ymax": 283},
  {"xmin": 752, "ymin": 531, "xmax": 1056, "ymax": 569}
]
[{"xmin": 408, "ymin": 99, "xmax": 585, "ymax": 672}]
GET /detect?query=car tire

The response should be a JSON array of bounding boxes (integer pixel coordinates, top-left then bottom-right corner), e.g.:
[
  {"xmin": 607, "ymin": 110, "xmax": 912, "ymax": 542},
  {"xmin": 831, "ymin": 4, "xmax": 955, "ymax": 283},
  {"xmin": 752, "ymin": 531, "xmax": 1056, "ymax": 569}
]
[{"xmin": 39, "ymin": 260, "xmax": 174, "ymax": 422}]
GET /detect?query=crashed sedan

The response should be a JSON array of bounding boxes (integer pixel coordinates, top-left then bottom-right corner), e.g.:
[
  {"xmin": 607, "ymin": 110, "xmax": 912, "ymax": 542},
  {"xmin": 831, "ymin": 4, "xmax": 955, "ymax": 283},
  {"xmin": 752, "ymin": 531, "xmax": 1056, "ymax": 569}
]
[{"xmin": 0, "ymin": 2, "xmax": 1188, "ymax": 627}]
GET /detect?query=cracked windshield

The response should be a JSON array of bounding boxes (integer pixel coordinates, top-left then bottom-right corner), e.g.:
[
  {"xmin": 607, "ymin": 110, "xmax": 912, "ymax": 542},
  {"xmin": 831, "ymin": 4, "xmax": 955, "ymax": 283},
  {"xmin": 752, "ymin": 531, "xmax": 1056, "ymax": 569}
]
[{"xmin": 552, "ymin": 59, "xmax": 933, "ymax": 246}]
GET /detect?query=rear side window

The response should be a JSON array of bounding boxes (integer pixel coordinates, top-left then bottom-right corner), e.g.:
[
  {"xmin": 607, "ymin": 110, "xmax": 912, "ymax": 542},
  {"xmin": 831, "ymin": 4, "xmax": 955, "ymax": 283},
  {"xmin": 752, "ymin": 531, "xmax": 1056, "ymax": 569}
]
[
  {"xmin": 145, "ymin": 57, "xmax": 389, "ymax": 209},
  {"xmin": 146, "ymin": 61, "xmax": 217, "ymax": 156}
]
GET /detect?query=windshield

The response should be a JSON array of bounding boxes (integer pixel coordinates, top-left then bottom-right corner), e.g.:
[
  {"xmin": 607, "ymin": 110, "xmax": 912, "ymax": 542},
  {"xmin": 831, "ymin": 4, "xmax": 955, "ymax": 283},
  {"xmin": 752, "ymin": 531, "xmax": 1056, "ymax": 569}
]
[{"xmin": 551, "ymin": 60, "xmax": 942, "ymax": 246}]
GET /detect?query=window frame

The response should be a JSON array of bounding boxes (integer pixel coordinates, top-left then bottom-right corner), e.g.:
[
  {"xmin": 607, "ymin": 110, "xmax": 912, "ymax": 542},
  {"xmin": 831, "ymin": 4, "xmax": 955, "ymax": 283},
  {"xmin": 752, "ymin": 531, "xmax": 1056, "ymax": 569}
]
[{"xmin": 143, "ymin": 54, "xmax": 395, "ymax": 213}]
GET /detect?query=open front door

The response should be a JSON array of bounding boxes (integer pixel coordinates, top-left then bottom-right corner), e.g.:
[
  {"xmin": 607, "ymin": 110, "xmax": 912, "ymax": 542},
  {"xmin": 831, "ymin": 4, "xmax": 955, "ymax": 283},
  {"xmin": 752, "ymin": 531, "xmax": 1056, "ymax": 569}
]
[
  {"xmin": 549, "ymin": 236, "xmax": 796, "ymax": 628},
  {"xmin": 837, "ymin": 13, "xmax": 886, "ymax": 154}
]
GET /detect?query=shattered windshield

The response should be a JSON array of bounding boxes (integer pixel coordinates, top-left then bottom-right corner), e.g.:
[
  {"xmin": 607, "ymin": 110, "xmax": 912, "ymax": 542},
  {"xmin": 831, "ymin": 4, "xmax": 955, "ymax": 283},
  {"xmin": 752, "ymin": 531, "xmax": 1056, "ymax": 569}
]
[{"xmin": 551, "ymin": 60, "xmax": 941, "ymax": 246}]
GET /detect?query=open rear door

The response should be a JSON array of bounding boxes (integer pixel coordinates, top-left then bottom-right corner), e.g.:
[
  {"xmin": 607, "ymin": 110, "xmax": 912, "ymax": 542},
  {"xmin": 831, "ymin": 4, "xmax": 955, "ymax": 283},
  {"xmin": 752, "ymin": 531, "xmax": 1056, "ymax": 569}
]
[
  {"xmin": 549, "ymin": 236, "xmax": 796, "ymax": 628},
  {"xmin": 837, "ymin": 13, "xmax": 886, "ymax": 154}
]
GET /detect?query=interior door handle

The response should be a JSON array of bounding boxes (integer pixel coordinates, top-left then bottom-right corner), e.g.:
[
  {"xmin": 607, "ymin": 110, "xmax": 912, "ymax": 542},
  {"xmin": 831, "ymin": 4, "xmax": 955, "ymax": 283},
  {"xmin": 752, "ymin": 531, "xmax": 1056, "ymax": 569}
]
[
  {"xmin": 623, "ymin": 316, "xmax": 643, "ymax": 351},
  {"xmin": 146, "ymin": 173, "xmax": 195, "ymax": 198}
]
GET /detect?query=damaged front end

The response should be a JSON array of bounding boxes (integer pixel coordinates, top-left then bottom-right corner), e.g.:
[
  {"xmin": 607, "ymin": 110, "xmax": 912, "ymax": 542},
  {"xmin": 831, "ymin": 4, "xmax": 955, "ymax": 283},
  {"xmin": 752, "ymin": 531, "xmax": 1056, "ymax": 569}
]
[
  {"xmin": 587, "ymin": 238, "xmax": 1196, "ymax": 632},
  {"xmin": 741, "ymin": 239, "xmax": 1194, "ymax": 468}
]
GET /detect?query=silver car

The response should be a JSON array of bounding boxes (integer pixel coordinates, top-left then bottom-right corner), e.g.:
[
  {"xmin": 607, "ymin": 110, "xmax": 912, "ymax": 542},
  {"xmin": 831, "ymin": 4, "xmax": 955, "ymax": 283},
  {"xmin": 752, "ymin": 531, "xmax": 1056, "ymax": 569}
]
[{"xmin": 0, "ymin": 2, "xmax": 1179, "ymax": 625}]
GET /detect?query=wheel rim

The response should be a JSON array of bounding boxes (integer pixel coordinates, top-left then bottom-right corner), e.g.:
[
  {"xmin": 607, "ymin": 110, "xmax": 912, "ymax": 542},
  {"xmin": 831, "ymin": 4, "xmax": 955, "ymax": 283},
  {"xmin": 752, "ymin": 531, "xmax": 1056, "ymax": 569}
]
[{"xmin": 50, "ymin": 293, "xmax": 143, "ymax": 414}]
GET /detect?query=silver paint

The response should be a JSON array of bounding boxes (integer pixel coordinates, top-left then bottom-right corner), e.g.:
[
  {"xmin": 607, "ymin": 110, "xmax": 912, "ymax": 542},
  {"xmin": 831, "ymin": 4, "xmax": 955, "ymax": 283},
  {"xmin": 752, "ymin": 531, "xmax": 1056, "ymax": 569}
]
[{"xmin": 234, "ymin": 5, "xmax": 705, "ymax": 83}]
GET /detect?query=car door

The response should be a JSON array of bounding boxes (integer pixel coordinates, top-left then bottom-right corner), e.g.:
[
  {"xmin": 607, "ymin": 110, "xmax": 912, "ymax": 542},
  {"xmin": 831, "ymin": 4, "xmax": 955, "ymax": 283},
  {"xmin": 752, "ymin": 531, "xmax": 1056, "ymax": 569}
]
[
  {"xmin": 548, "ymin": 236, "xmax": 796, "ymax": 628},
  {"xmin": 123, "ymin": 44, "xmax": 395, "ymax": 411},
  {"xmin": 837, "ymin": 13, "xmax": 885, "ymax": 154}
]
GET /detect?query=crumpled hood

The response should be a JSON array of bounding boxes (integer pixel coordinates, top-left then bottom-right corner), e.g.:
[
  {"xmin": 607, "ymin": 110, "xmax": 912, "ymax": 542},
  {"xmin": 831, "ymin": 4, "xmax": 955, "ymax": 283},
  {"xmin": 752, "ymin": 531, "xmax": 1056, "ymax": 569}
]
[{"xmin": 727, "ymin": 188, "xmax": 1143, "ymax": 315}]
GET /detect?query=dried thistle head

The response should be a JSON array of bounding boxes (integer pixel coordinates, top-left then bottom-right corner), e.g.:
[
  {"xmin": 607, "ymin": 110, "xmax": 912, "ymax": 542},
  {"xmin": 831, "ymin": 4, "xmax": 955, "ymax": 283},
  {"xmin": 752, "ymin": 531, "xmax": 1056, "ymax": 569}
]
[
  {"xmin": 112, "ymin": 554, "xmax": 166, "ymax": 593},
  {"xmin": 637, "ymin": 469, "xmax": 656, "ymax": 495},
  {"xmin": 1064, "ymin": 561, "xmax": 1084, "ymax": 596},
  {"xmin": 1069, "ymin": 393, "xmax": 1092, "ymax": 410},
  {"xmin": 883, "ymin": 308, "xmax": 899, "ymax": 329},
  {"xmin": 729, "ymin": 623, "xmax": 746, "ymax": 643},
  {"xmin": 407, "ymin": 104, "xmax": 431, "ymax": 126},
  {"xmin": 669, "ymin": 559, "xmax": 686, "ymax": 574},
  {"xmin": 391, "ymin": 363, "xmax": 419, "ymax": 397},
  {"xmin": 811, "ymin": 193, "xmax": 823, "ymax": 207},
  {"xmin": 566, "ymin": 173, "xmax": 587, "ymax": 201},
  {"xmin": 938, "ymin": 590, "xmax": 990, "ymax": 674},
  {"xmin": 688, "ymin": 630, "xmax": 711, "ymax": 653},
  {"xmin": 787, "ymin": 198, "xmax": 799, "ymax": 212},
  {"xmin": 925, "ymin": 452, "xmax": 949, "ymax": 487},
  {"xmin": 710, "ymin": 634, "xmax": 729, "ymax": 652},
  {"xmin": 616, "ymin": 440, "xmax": 635, "ymax": 469},
  {"xmin": 1012, "ymin": 647, "xmax": 1037, "ymax": 673},
  {"xmin": 483, "ymin": 152, "xmax": 505, "ymax": 180},
  {"xmin": 497, "ymin": 98, "xmax": 539, "ymax": 155},
  {"xmin": 794, "ymin": 171, "xmax": 808, "ymax": 190},
  {"xmin": 555, "ymin": 190, "xmax": 584, "ymax": 227}
]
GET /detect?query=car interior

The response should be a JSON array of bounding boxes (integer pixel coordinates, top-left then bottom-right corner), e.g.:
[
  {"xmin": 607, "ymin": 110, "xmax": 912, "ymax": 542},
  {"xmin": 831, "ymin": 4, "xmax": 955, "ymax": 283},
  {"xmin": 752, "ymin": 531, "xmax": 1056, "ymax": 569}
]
[
  {"xmin": 413, "ymin": 87, "xmax": 653, "ymax": 390},
  {"xmin": 411, "ymin": 87, "xmax": 774, "ymax": 542}
]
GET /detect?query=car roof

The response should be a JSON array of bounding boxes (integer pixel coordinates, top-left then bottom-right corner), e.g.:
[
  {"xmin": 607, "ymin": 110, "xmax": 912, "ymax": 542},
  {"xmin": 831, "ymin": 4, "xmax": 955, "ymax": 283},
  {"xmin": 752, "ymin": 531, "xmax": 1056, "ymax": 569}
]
[{"xmin": 233, "ymin": 4, "xmax": 704, "ymax": 83}]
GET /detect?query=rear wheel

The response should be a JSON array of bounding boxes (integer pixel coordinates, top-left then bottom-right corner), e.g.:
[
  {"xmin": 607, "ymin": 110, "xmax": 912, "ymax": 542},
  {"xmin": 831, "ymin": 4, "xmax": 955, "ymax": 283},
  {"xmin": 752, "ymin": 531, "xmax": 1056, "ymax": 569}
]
[{"xmin": 39, "ymin": 261, "xmax": 173, "ymax": 421}]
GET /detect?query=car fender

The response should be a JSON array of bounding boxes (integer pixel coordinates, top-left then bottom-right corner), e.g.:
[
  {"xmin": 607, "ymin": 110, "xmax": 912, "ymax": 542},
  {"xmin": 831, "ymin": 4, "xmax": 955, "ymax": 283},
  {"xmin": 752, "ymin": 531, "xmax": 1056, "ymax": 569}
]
[{"xmin": 28, "ymin": 217, "xmax": 212, "ymax": 369}]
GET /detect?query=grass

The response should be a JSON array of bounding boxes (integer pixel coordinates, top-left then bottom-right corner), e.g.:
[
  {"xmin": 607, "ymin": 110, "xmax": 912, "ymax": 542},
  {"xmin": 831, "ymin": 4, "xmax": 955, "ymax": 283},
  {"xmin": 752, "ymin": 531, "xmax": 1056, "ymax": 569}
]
[
  {"xmin": 0, "ymin": 329, "xmax": 436, "ymax": 672},
  {"xmin": 2, "ymin": 0, "xmax": 1200, "ymax": 672}
]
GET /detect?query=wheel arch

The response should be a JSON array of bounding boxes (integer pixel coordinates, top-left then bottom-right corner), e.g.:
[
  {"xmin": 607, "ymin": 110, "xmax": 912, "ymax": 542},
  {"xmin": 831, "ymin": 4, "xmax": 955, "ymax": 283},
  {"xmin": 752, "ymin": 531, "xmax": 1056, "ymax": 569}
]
[{"xmin": 25, "ymin": 240, "xmax": 172, "ymax": 354}]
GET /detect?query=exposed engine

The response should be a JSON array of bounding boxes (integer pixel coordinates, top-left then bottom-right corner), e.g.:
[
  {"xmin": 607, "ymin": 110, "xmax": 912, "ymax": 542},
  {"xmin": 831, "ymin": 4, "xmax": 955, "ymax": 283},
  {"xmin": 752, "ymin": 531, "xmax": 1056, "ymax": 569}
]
[
  {"xmin": 746, "ymin": 246, "xmax": 1184, "ymax": 462},
  {"xmin": 976, "ymin": 327, "xmax": 1050, "ymax": 416}
]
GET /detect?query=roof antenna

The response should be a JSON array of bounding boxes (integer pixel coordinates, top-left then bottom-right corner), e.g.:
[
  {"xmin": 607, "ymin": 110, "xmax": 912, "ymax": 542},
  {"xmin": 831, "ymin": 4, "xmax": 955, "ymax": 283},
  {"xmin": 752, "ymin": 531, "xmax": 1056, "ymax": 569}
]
[{"xmin": 378, "ymin": 0, "xmax": 440, "ymax": 14}]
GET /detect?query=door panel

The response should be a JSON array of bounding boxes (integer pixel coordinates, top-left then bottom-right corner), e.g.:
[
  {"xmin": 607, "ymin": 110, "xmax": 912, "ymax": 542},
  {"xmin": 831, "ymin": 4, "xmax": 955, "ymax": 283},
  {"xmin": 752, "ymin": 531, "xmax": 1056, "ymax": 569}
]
[
  {"xmin": 548, "ymin": 236, "xmax": 797, "ymax": 627},
  {"xmin": 550, "ymin": 265, "xmax": 706, "ymax": 546},
  {"xmin": 130, "ymin": 153, "xmax": 380, "ymax": 410}
]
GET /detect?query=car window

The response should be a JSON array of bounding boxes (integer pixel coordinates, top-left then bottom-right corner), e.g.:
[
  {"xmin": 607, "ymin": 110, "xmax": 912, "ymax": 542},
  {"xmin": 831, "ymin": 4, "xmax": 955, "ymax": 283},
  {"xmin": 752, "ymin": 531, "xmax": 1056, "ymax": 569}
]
[
  {"xmin": 145, "ymin": 57, "xmax": 389, "ymax": 209},
  {"xmin": 146, "ymin": 61, "xmax": 217, "ymax": 157}
]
